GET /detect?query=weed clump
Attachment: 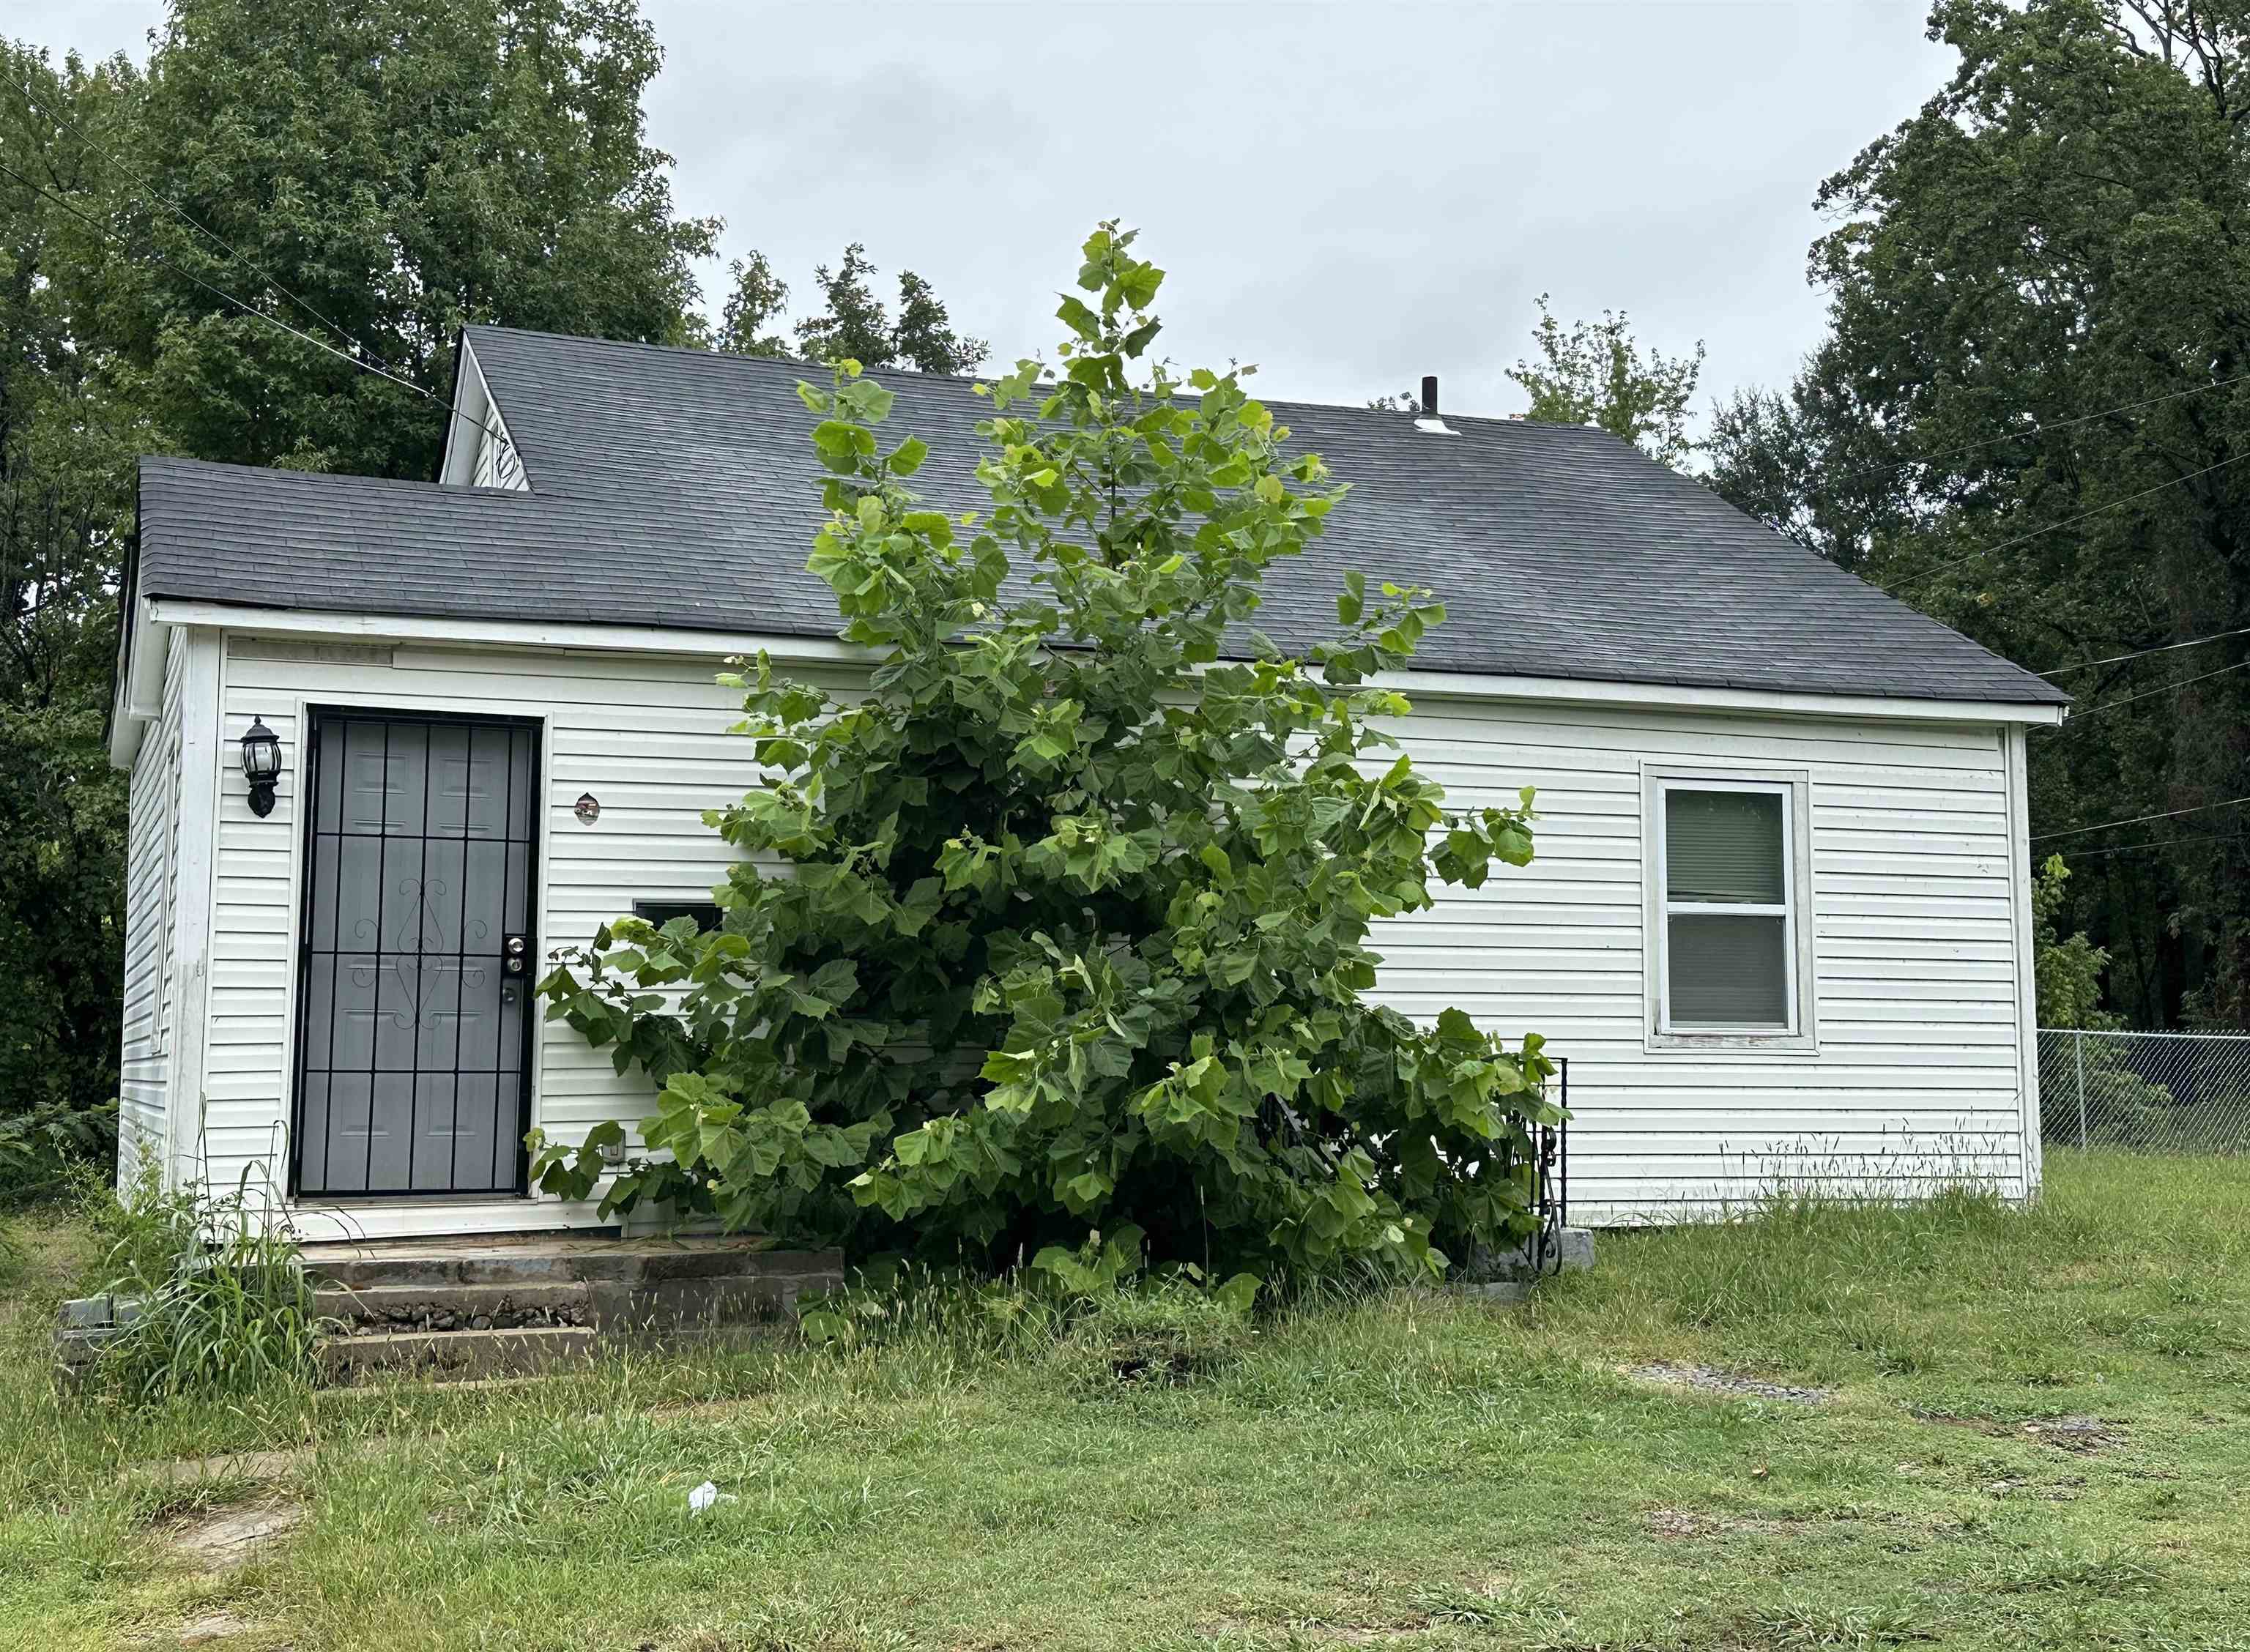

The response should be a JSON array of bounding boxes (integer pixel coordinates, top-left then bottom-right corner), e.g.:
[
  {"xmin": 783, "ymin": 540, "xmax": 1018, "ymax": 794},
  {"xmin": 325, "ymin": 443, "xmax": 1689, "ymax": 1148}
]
[
  {"xmin": 1054, "ymin": 1277, "xmax": 1255, "ymax": 1390},
  {"xmin": 80, "ymin": 1169, "xmax": 322, "ymax": 1404}
]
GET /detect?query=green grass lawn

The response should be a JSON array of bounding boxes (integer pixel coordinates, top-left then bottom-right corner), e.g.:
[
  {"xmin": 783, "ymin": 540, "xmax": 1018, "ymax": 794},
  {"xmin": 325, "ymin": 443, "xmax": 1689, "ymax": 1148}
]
[{"xmin": 3, "ymin": 1150, "xmax": 2246, "ymax": 1651}]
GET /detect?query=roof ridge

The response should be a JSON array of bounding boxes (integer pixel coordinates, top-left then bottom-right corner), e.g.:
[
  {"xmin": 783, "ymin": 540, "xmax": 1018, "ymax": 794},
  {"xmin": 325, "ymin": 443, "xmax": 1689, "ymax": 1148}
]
[{"xmin": 462, "ymin": 321, "xmax": 1624, "ymax": 440}]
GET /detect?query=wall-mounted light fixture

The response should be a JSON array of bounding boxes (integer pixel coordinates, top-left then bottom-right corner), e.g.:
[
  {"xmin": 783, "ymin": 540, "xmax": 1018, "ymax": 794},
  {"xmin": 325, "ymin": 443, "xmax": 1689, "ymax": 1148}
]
[{"xmin": 240, "ymin": 715, "xmax": 282, "ymax": 817}]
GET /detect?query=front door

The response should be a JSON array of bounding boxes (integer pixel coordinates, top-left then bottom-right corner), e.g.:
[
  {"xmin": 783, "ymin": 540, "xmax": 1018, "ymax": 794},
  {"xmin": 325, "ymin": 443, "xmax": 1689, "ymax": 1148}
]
[{"xmin": 292, "ymin": 710, "xmax": 541, "ymax": 1197}]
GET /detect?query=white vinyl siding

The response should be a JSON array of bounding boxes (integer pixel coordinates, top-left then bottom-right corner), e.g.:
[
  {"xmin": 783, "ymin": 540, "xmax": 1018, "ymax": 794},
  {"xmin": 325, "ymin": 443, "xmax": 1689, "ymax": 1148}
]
[
  {"xmin": 118, "ymin": 628, "xmax": 190, "ymax": 1187},
  {"xmin": 206, "ymin": 637, "xmax": 794, "ymax": 1236},
  {"xmin": 197, "ymin": 630, "xmax": 2035, "ymax": 1235},
  {"xmin": 1366, "ymin": 704, "xmax": 2026, "ymax": 1219},
  {"xmin": 471, "ymin": 409, "xmax": 527, "ymax": 491}
]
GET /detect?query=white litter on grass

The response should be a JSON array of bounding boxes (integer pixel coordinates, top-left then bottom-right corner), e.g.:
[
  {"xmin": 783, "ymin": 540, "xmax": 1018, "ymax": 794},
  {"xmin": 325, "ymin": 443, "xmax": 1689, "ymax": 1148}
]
[{"xmin": 687, "ymin": 1481, "xmax": 737, "ymax": 1515}]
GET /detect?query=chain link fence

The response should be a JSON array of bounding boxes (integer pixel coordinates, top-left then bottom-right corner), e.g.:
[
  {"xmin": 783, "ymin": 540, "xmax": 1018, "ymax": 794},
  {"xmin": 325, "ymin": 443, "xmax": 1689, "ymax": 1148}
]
[{"xmin": 2040, "ymin": 1028, "xmax": 2250, "ymax": 1153}]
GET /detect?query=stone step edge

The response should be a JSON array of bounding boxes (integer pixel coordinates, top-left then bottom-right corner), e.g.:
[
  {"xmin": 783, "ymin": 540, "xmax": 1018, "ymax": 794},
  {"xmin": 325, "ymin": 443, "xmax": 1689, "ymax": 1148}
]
[
  {"xmin": 316, "ymin": 1325, "xmax": 600, "ymax": 1383},
  {"xmin": 305, "ymin": 1247, "xmax": 842, "ymax": 1290}
]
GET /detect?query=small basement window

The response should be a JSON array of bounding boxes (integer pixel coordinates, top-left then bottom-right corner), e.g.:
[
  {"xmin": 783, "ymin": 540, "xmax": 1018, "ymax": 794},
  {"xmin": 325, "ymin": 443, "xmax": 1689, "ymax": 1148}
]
[
  {"xmin": 1645, "ymin": 769, "xmax": 1815, "ymax": 1050},
  {"xmin": 632, "ymin": 899, "xmax": 724, "ymax": 931}
]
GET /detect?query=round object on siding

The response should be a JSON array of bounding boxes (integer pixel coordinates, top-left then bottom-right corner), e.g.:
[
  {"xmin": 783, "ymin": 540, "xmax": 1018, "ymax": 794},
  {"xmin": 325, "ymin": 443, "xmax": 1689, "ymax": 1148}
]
[{"xmin": 575, "ymin": 792, "xmax": 601, "ymax": 825}]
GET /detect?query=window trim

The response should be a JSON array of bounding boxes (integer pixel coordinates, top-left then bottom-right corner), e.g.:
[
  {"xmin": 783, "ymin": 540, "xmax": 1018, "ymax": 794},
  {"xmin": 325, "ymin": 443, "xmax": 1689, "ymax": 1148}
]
[{"xmin": 1642, "ymin": 763, "xmax": 1818, "ymax": 1055}]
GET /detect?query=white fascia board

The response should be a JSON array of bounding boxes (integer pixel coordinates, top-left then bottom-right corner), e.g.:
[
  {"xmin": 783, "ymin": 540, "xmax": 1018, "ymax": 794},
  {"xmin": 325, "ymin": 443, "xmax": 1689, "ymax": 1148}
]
[
  {"xmin": 108, "ymin": 598, "xmax": 174, "ymax": 770},
  {"xmin": 144, "ymin": 599, "xmax": 2070, "ymax": 727},
  {"xmin": 1358, "ymin": 665, "xmax": 2070, "ymax": 727},
  {"xmin": 146, "ymin": 600, "xmax": 869, "ymax": 664},
  {"xmin": 438, "ymin": 338, "xmax": 524, "ymax": 489},
  {"xmin": 437, "ymin": 337, "xmax": 489, "ymax": 485}
]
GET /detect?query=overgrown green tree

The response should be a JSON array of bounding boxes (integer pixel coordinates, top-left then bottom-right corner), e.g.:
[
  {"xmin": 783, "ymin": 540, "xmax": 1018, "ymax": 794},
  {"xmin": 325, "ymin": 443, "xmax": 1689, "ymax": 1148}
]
[
  {"xmin": 535, "ymin": 225, "xmax": 1556, "ymax": 1281},
  {"xmin": 1707, "ymin": 0, "xmax": 2250, "ymax": 1025},
  {"xmin": 1510, "ymin": 295, "xmax": 1705, "ymax": 468}
]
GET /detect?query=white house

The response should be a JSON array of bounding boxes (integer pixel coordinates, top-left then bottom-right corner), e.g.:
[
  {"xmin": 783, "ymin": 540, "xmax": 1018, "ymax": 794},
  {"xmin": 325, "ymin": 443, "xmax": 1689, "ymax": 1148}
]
[{"xmin": 108, "ymin": 326, "xmax": 2070, "ymax": 1238}]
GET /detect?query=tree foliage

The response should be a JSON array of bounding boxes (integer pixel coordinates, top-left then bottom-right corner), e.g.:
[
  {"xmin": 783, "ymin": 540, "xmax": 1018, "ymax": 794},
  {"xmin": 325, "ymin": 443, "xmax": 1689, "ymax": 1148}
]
[
  {"xmin": 716, "ymin": 241, "xmax": 987, "ymax": 373},
  {"xmin": 535, "ymin": 225, "xmax": 1557, "ymax": 1281},
  {"xmin": 118, "ymin": 0, "xmax": 720, "ymax": 480},
  {"xmin": 0, "ymin": 41, "xmax": 140, "ymax": 1122},
  {"xmin": 1707, "ymin": 0, "xmax": 2250, "ymax": 1025},
  {"xmin": 1509, "ymin": 295, "xmax": 1705, "ymax": 468},
  {"xmin": 2033, "ymin": 856, "xmax": 2116, "ymax": 1030}
]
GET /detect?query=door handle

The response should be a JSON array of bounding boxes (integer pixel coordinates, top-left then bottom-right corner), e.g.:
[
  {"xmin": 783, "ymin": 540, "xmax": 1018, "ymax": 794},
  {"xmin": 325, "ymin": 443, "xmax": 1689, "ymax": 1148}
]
[{"xmin": 503, "ymin": 933, "xmax": 531, "ymax": 976}]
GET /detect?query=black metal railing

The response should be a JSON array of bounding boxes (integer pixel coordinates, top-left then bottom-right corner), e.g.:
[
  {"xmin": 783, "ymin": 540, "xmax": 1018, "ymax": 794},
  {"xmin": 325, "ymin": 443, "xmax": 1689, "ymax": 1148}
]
[{"xmin": 1526, "ymin": 1056, "xmax": 1570, "ymax": 1276}]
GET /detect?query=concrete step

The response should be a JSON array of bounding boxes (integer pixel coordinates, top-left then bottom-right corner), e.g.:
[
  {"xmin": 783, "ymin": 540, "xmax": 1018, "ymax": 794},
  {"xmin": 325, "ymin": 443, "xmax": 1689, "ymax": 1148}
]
[
  {"xmin": 318, "ymin": 1325, "xmax": 598, "ymax": 1384},
  {"xmin": 300, "ymin": 1235, "xmax": 837, "ymax": 1291},
  {"xmin": 314, "ymin": 1281, "xmax": 591, "ymax": 1333}
]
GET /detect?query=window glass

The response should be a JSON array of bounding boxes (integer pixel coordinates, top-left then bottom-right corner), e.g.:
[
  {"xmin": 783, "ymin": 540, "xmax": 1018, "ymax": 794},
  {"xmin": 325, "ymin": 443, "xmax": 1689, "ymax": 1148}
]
[
  {"xmin": 1667, "ymin": 913, "xmax": 1789, "ymax": 1027},
  {"xmin": 1665, "ymin": 789, "xmax": 1783, "ymax": 904}
]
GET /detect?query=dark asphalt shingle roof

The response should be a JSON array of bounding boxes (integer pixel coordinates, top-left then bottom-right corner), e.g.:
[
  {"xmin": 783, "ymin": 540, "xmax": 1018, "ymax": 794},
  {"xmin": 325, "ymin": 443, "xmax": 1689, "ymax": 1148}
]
[{"xmin": 133, "ymin": 322, "xmax": 2066, "ymax": 706}]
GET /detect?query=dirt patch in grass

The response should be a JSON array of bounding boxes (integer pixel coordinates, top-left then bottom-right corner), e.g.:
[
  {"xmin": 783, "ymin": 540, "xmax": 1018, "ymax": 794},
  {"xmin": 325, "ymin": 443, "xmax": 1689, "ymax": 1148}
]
[
  {"xmin": 1908, "ymin": 1409, "xmax": 2126, "ymax": 1454},
  {"xmin": 176, "ymin": 1608, "xmax": 259, "ymax": 1643},
  {"xmin": 1622, "ymin": 1361, "xmax": 1835, "ymax": 1404},
  {"xmin": 1644, "ymin": 1506, "xmax": 1802, "ymax": 1540},
  {"xmin": 164, "ymin": 1497, "xmax": 305, "ymax": 1573},
  {"xmin": 2019, "ymin": 1415, "xmax": 2125, "ymax": 1453}
]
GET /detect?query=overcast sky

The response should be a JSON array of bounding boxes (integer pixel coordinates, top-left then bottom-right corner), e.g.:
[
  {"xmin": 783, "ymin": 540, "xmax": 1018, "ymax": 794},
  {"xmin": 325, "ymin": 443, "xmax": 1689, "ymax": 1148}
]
[{"xmin": 19, "ymin": 1, "xmax": 1951, "ymax": 426}]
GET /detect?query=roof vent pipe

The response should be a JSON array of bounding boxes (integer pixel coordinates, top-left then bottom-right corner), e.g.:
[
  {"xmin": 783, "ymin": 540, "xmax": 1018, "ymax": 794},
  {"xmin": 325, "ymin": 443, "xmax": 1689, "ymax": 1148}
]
[{"xmin": 1414, "ymin": 373, "xmax": 1458, "ymax": 436}]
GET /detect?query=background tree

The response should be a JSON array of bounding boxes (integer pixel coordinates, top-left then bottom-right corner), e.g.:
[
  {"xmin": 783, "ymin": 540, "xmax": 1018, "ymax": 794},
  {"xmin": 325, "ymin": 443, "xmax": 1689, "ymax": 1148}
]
[
  {"xmin": 115, "ymin": 0, "xmax": 719, "ymax": 481},
  {"xmin": 0, "ymin": 43, "xmax": 143, "ymax": 1128},
  {"xmin": 746, "ymin": 242, "xmax": 986, "ymax": 373},
  {"xmin": 2034, "ymin": 856, "xmax": 2116, "ymax": 1030},
  {"xmin": 714, "ymin": 251, "xmax": 792, "ymax": 357},
  {"xmin": 1706, "ymin": 0, "xmax": 2250, "ymax": 1026},
  {"xmin": 714, "ymin": 242, "xmax": 987, "ymax": 373},
  {"xmin": 1509, "ymin": 295, "xmax": 1706, "ymax": 468},
  {"xmin": 535, "ymin": 225, "xmax": 1556, "ymax": 1280}
]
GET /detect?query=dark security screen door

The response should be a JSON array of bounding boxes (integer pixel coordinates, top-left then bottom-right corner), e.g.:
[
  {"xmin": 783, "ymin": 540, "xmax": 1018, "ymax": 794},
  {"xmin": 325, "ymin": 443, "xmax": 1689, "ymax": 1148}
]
[{"xmin": 293, "ymin": 711, "xmax": 540, "ymax": 1196}]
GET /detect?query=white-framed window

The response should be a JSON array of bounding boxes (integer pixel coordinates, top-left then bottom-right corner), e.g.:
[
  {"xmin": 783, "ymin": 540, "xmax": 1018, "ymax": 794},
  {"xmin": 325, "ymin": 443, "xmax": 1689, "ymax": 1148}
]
[{"xmin": 1644, "ymin": 765, "xmax": 1816, "ymax": 1052}]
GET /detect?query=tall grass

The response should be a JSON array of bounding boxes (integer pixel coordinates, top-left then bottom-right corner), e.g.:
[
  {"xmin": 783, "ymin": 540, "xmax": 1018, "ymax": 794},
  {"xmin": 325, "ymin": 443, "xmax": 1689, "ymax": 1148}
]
[{"xmin": 80, "ymin": 1167, "xmax": 324, "ymax": 1404}]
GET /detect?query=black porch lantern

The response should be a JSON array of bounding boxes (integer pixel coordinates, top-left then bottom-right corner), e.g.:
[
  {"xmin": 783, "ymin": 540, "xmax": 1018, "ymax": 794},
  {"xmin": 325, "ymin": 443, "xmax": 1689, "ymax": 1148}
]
[{"xmin": 240, "ymin": 715, "xmax": 282, "ymax": 817}]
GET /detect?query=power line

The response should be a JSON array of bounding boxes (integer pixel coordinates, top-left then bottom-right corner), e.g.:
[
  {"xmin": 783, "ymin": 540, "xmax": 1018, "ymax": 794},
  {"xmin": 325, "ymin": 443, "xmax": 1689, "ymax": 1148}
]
[
  {"xmin": 2038, "ymin": 625, "xmax": 2250, "ymax": 676},
  {"xmin": 1880, "ymin": 449, "xmax": 2250, "ymax": 596},
  {"xmin": 2038, "ymin": 658, "xmax": 2250, "ymax": 729},
  {"xmin": 2060, "ymin": 827, "xmax": 2246, "ymax": 862},
  {"xmin": 7, "ymin": 73, "xmax": 365, "ymax": 362},
  {"xmin": 2032, "ymin": 795, "xmax": 2250, "ymax": 843},
  {"xmin": 0, "ymin": 154, "xmax": 515, "ymax": 468},
  {"xmin": 1829, "ymin": 372, "xmax": 2250, "ymax": 490}
]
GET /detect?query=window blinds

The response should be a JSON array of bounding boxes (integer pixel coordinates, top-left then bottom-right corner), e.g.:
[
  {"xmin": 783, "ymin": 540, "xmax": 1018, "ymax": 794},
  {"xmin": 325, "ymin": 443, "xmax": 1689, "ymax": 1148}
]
[
  {"xmin": 1667, "ymin": 914, "xmax": 1789, "ymax": 1026},
  {"xmin": 1665, "ymin": 789, "xmax": 1783, "ymax": 904},
  {"xmin": 1663, "ymin": 787, "xmax": 1790, "ymax": 1028}
]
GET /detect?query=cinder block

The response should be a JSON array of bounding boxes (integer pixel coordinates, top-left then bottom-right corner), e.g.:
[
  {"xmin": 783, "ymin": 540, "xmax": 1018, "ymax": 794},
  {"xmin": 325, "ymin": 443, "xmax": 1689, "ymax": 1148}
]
[{"xmin": 57, "ymin": 1295, "xmax": 116, "ymax": 1330}]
